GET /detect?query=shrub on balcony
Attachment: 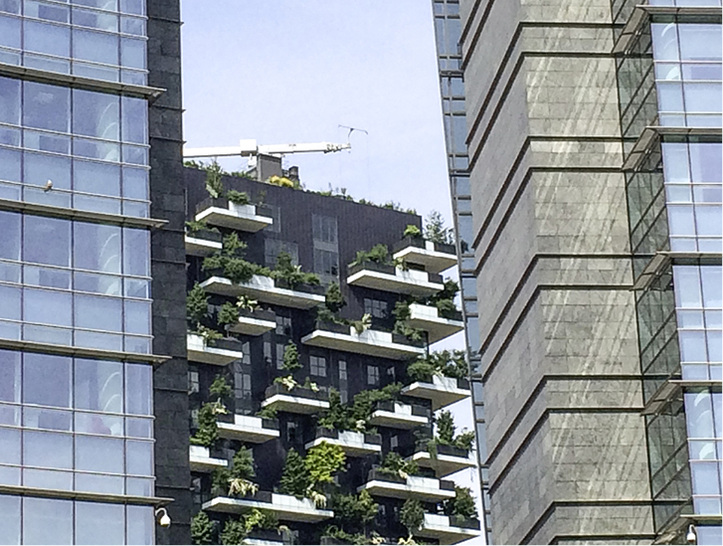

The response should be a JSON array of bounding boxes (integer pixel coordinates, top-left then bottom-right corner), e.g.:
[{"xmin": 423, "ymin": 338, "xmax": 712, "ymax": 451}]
[
  {"xmin": 318, "ymin": 389, "xmax": 355, "ymax": 431},
  {"xmin": 424, "ymin": 210, "xmax": 454, "ymax": 246},
  {"xmin": 378, "ymin": 452, "xmax": 418, "ymax": 480},
  {"xmin": 202, "ymin": 233, "xmax": 271, "ymax": 285},
  {"xmin": 407, "ymin": 350, "xmax": 468, "ymax": 382},
  {"xmin": 403, "ymin": 224, "xmax": 423, "ymax": 239},
  {"xmin": 185, "ymin": 220, "xmax": 220, "ymax": 235},
  {"xmin": 270, "ymin": 251, "xmax": 320, "ymax": 288},
  {"xmin": 217, "ymin": 302, "xmax": 240, "ymax": 330},
  {"xmin": 282, "ymin": 341, "xmax": 302, "ymax": 372},
  {"xmin": 205, "ymin": 160, "xmax": 224, "ymax": 198},
  {"xmin": 279, "ymin": 448, "xmax": 311, "ymax": 498},
  {"xmin": 325, "ymin": 282, "xmax": 346, "ymax": 313},
  {"xmin": 432, "ymin": 410, "xmax": 475, "ymax": 454},
  {"xmin": 328, "ymin": 490, "xmax": 378, "ymax": 538},
  {"xmin": 187, "ymin": 282, "xmax": 210, "ymax": 329},
  {"xmin": 226, "ymin": 189, "xmax": 250, "ymax": 205},
  {"xmin": 350, "ymin": 243, "xmax": 390, "ymax": 267},
  {"xmin": 350, "ymin": 383, "xmax": 402, "ymax": 432},
  {"xmin": 400, "ymin": 499, "xmax": 425, "ymax": 539},
  {"xmin": 190, "ymin": 400, "xmax": 226, "ymax": 448},
  {"xmin": 444, "ymin": 486, "xmax": 479, "ymax": 523},
  {"xmin": 191, "ymin": 510, "xmax": 216, "ymax": 545}
]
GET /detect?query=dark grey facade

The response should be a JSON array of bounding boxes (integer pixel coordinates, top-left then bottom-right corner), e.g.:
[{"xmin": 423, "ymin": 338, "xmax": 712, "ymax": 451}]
[{"xmin": 457, "ymin": 0, "xmax": 721, "ymax": 544}]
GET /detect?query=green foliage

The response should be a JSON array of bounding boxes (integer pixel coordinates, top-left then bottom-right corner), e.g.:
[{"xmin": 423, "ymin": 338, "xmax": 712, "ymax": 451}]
[
  {"xmin": 190, "ymin": 402, "xmax": 222, "ymax": 447},
  {"xmin": 222, "ymin": 232, "xmax": 246, "ymax": 256},
  {"xmin": 403, "ymin": 224, "xmax": 423, "ymax": 239},
  {"xmin": 205, "ymin": 160, "xmax": 225, "ymax": 198},
  {"xmin": 407, "ymin": 358, "xmax": 436, "ymax": 383},
  {"xmin": 407, "ymin": 350, "xmax": 468, "ymax": 382},
  {"xmin": 400, "ymin": 499, "xmax": 425, "ymax": 535},
  {"xmin": 196, "ymin": 324, "xmax": 223, "ymax": 343},
  {"xmin": 270, "ymin": 251, "xmax": 320, "ymax": 288},
  {"xmin": 278, "ymin": 448, "xmax": 311, "ymax": 498},
  {"xmin": 378, "ymin": 452, "xmax": 418, "ymax": 479},
  {"xmin": 350, "ymin": 244, "xmax": 390, "ymax": 267},
  {"xmin": 318, "ymin": 389, "xmax": 354, "ymax": 431},
  {"xmin": 210, "ymin": 375, "xmax": 233, "ymax": 401},
  {"xmin": 424, "ymin": 210, "xmax": 454, "ymax": 245},
  {"xmin": 330, "ymin": 490, "xmax": 378, "ymax": 536},
  {"xmin": 211, "ymin": 467, "xmax": 231, "ymax": 496},
  {"xmin": 226, "ymin": 190, "xmax": 250, "ymax": 205},
  {"xmin": 454, "ymin": 430, "xmax": 476, "ymax": 452},
  {"xmin": 236, "ymin": 295, "xmax": 258, "ymax": 312},
  {"xmin": 436, "ymin": 410, "xmax": 456, "ymax": 445},
  {"xmin": 187, "ymin": 283, "xmax": 209, "ymax": 327},
  {"xmin": 231, "ymin": 446, "xmax": 256, "ymax": 481},
  {"xmin": 305, "ymin": 442, "xmax": 346, "ymax": 486},
  {"xmin": 444, "ymin": 486, "xmax": 479, "ymax": 521},
  {"xmin": 202, "ymin": 233, "xmax": 269, "ymax": 285},
  {"xmin": 434, "ymin": 297, "xmax": 458, "ymax": 319},
  {"xmin": 255, "ymin": 405, "xmax": 278, "ymax": 420},
  {"xmin": 316, "ymin": 304, "xmax": 345, "ymax": 325},
  {"xmin": 431, "ymin": 279, "xmax": 459, "ymax": 303},
  {"xmin": 282, "ymin": 342, "xmax": 301, "ymax": 372},
  {"xmin": 350, "ymin": 313, "xmax": 372, "ymax": 334},
  {"xmin": 392, "ymin": 300, "xmax": 425, "ymax": 343},
  {"xmin": 218, "ymin": 301, "xmax": 240, "ymax": 328},
  {"xmin": 185, "ymin": 220, "xmax": 219, "ymax": 234},
  {"xmin": 321, "ymin": 526, "xmax": 369, "ymax": 545},
  {"xmin": 325, "ymin": 282, "xmax": 346, "ymax": 313},
  {"xmin": 392, "ymin": 300, "xmax": 411, "ymax": 322},
  {"xmin": 350, "ymin": 383, "xmax": 401, "ymax": 430},
  {"xmin": 242, "ymin": 509, "xmax": 278, "ymax": 533},
  {"xmin": 191, "ymin": 511, "xmax": 216, "ymax": 545},
  {"xmin": 220, "ymin": 517, "xmax": 247, "ymax": 545}
]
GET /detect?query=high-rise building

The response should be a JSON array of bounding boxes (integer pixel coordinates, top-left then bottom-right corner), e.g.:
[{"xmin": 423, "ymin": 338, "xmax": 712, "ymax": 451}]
[
  {"xmin": 181, "ymin": 161, "xmax": 480, "ymax": 545},
  {"xmin": 455, "ymin": 0, "xmax": 721, "ymax": 544},
  {"xmin": 0, "ymin": 0, "xmax": 186, "ymax": 543}
]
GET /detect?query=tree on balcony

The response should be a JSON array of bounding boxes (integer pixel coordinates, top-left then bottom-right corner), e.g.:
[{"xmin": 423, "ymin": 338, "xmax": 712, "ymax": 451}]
[
  {"xmin": 424, "ymin": 210, "xmax": 454, "ymax": 246},
  {"xmin": 400, "ymin": 499, "xmax": 425, "ymax": 542},
  {"xmin": 191, "ymin": 510, "xmax": 216, "ymax": 545},
  {"xmin": 428, "ymin": 410, "xmax": 475, "ymax": 454},
  {"xmin": 443, "ymin": 486, "xmax": 479, "ymax": 524}
]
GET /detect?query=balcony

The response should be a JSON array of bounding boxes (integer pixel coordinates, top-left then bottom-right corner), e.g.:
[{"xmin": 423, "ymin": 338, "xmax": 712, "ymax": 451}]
[
  {"xmin": 357, "ymin": 469, "xmax": 455, "ymax": 502},
  {"xmin": 194, "ymin": 197, "xmax": 273, "ymax": 232},
  {"xmin": 185, "ymin": 229, "xmax": 223, "ymax": 257},
  {"xmin": 189, "ymin": 445, "xmax": 228, "ymax": 473},
  {"xmin": 416, "ymin": 514, "xmax": 481, "ymax": 544},
  {"xmin": 406, "ymin": 303, "xmax": 464, "ymax": 344},
  {"xmin": 217, "ymin": 414, "xmax": 280, "ymax": 444},
  {"xmin": 227, "ymin": 308, "xmax": 276, "ymax": 336},
  {"xmin": 401, "ymin": 375, "xmax": 471, "ymax": 411},
  {"xmin": 201, "ymin": 274, "xmax": 325, "ymax": 310},
  {"xmin": 408, "ymin": 442, "xmax": 475, "ymax": 478},
  {"xmin": 392, "ymin": 237, "xmax": 457, "ymax": 274},
  {"xmin": 368, "ymin": 401, "xmax": 429, "ymax": 430},
  {"xmin": 260, "ymin": 383, "xmax": 330, "ymax": 415},
  {"xmin": 301, "ymin": 322, "xmax": 425, "ymax": 361},
  {"xmin": 187, "ymin": 332, "xmax": 244, "ymax": 366},
  {"xmin": 305, "ymin": 427, "xmax": 382, "ymax": 457},
  {"xmin": 203, "ymin": 490, "xmax": 333, "ymax": 522},
  {"xmin": 346, "ymin": 262, "xmax": 444, "ymax": 297},
  {"xmin": 244, "ymin": 529, "xmax": 285, "ymax": 546}
]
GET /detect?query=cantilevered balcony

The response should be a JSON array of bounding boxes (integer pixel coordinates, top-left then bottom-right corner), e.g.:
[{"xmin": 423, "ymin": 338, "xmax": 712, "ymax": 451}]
[
  {"xmin": 203, "ymin": 490, "xmax": 333, "ymax": 522},
  {"xmin": 305, "ymin": 427, "xmax": 382, "ymax": 457},
  {"xmin": 201, "ymin": 274, "xmax": 325, "ymax": 310},
  {"xmin": 187, "ymin": 332, "xmax": 244, "ymax": 366},
  {"xmin": 416, "ymin": 513, "xmax": 481, "ymax": 544},
  {"xmin": 368, "ymin": 401, "xmax": 429, "ymax": 430},
  {"xmin": 185, "ymin": 228, "xmax": 223, "ymax": 256},
  {"xmin": 301, "ymin": 321, "xmax": 425, "ymax": 360},
  {"xmin": 189, "ymin": 445, "xmax": 228, "ymax": 473},
  {"xmin": 226, "ymin": 308, "xmax": 276, "ymax": 336},
  {"xmin": 392, "ymin": 237, "xmax": 457, "ymax": 274},
  {"xmin": 406, "ymin": 303, "xmax": 464, "ymax": 344},
  {"xmin": 217, "ymin": 414, "xmax": 280, "ymax": 444},
  {"xmin": 195, "ymin": 197, "xmax": 273, "ymax": 232},
  {"xmin": 357, "ymin": 469, "xmax": 455, "ymax": 502},
  {"xmin": 346, "ymin": 262, "xmax": 444, "ymax": 297},
  {"xmin": 260, "ymin": 383, "xmax": 330, "ymax": 415},
  {"xmin": 408, "ymin": 442, "xmax": 475, "ymax": 478},
  {"xmin": 401, "ymin": 375, "xmax": 471, "ymax": 411},
  {"xmin": 244, "ymin": 529, "xmax": 285, "ymax": 546}
]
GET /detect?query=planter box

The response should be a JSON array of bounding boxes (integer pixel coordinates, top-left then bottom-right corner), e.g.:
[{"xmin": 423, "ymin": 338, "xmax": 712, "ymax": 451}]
[
  {"xmin": 346, "ymin": 262, "xmax": 444, "ymax": 297},
  {"xmin": 392, "ymin": 237, "xmax": 457, "ymax": 274},
  {"xmin": 401, "ymin": 374, "xmax": 471, "ymax": 411},
  {"xmin": 368, "ymin": 401, "xmax": 430, "ymax": 429},
  {"xmin": 185, "ymin": 228, "xmax": 223, "ymax": 257},
  {"xmin": 416, "ymin": 513, "xmax": 480, "ymax": 544},
  {"xmin": 195, "ymin": 197, "xmax": 273, "ymax": 232},
  {"xmin": 302, "ymin": 326, "xmax": 425, "ymax": 360},
  {"xmin": 306, "ymin": 427, "xmax": 382, "ymax": 457},
  {"xmin": 261, "ymin": 383, "xmax": 330, "ymax": 415},
  {"xmin": 406, "ymin": 303, "xmax": 464, "ymax": 344},
  {"xmin": 187, "ymin": 332, "xmax": 244, "ymax": 366},
  {"xmin": 409, "ymin": 440, "xmax": 476, "ymax": 478},
  {"xmin": 227, "ymin": 308, "xmax": 276, "ymax": 336},
  {"xmin": 201, "ymin": 274, "xmax": 325, "ymax": 309},
  {"xmin": 358, "ymin": 472, "xmax": 455, "ymax": 502},
  {"xmin": 203, "ymin": 492, "xmax": 333, "ymax": 522},
  {"xmin": 217, "ymin": 414, "xmax": 280, "ymax": 443}
]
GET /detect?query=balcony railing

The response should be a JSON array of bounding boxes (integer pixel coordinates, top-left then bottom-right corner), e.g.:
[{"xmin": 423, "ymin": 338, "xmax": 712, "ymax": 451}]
[
  {"xmin": 217, "ymin": 414, "xmax": 280, "ymax": 444},
  {"xmin": 261, "ymin": 383, "xmax": 330, "ymax": 415},
  {"xmin": 392, "ymin": 236, "xmax": 457, "ymax": 274},
  {"xmin": 305, "ymin": 427, "xmax": 382, "ymax": 457},
  {"xmin": 357, "ymin": 469, "xmax": 455, "ymax": 502},
  {"xmin": 189, "ymin": 445, "xmax": 228, "ymax": 473},
  {"xmin": 406, "ymin": 303, "xmax": 464, "ymax": 344},
  {"xmin": 227, "ymin": 307, "xmax": 277, "ymax": 336},
  {"xmin": 409, "ymin": 440, "xmax": 475, "ymax": 478},
  {"xmin": 185, "ymin": 228, "xmax": 223, "ymax": 256},
  {"xmin": 301, "ymin": 321, "xmax": 425, "ymax": 360},
  {"xmin": 203, "ymin": 490, "xmax": 333, "ymax": 522},
  {"xmin": 368, "ymin": 400, "xmax": 430, "ymax": 429},
  {"xmin": 194, "ymin": 197, "xmax": 273, "ymax": 232},
  {"xmin": 186, "ymin": 332, "xmax": 244, "ymax": 366},
  {"xmin": 346, "ymin": 262, "xmax": 444, "ymax": 297},
  {"xmin": 416, "ymin": 513, "xmax": 481, "ymax": 544},
  {"xmin": 401, "ymin": 374, "xmax": 471, "ymax": 411},
  {"xmin": 201, "ymin": 274, "xmax": 325, "ymax": 309}
]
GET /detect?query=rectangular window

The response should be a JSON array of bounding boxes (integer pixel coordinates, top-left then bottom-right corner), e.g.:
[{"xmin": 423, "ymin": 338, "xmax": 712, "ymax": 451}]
[
  {"xmin": 364, "ymin": 298, "xmax": 388, "ymax": 319},
  {"xmin": 275, "ymin": 315, "xmax": 292, "ymax": 336},
  {"xmin": 367, "ymin": 365, "xmax": 380, "ymax": 386},
  {"xmin": 312, "ymin": 214, "xmax": 338, "ymax": 244},
  {"xmin": 188, "ymin": 370, "xmax": 199, "ymax": 395},
  {"xmin": 310, "ymin": 355, "xmax": 327, "ymax": 377},
  {"xmin": 265, "ymin": 239, "xmax": 298, "ymax": 268},
  {"xmin": 314, "ymin": 248, "xmax": 339, "ymax": 278},
  {"xmin": 275, "ymin": 343, "xmax": 285, "ymax": 370},
  {"xmin": 338, "ymin": 360, "xmax": 347, "ymax": 381}
]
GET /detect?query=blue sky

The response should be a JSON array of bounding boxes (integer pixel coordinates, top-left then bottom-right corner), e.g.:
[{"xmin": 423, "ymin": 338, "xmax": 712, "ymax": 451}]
[{"xmin": 180, "ymin": 1, "xmax": 482, "ymax": 531}]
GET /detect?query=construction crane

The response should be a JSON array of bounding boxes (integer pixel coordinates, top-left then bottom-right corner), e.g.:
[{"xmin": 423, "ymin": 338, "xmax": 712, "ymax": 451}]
[{"xmin": 183, "ymin": 139, "xmax": 350, "ymax": 159}]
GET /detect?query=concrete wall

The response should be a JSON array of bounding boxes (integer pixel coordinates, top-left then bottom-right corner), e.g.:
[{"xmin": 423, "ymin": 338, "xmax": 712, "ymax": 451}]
[{"xmin": 460, "ymin": 0, "xmax": 655, "ymax": 542}]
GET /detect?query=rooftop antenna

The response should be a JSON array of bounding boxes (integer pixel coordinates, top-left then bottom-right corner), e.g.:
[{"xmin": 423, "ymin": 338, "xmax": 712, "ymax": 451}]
[
  {"xmin": 183, "ymin": 139, "xmax": 350, "ymax": 159},
  {"xmin": 338, "ymin": 124, "xmax": 368, "ymax": 147}
]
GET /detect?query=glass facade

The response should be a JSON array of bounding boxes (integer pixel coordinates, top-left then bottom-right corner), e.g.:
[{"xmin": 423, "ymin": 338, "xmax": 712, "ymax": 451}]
[
  {"xmin": 620, "ymin": 2, "xmax": 721, "ymax": 543},
  {"xmin": 431, "ymin": 0, "xmax": 491, "ymax": 543},
  {"xmin": 0, "ymin": 0, "xmax": 156, "ymax": 543}
]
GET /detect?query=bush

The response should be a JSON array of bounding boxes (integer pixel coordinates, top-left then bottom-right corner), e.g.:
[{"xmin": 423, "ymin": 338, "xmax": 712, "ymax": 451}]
[
  {"xmin": 191, "ymin": 511, "xmax": 216, "ymax": 545},
  {"xmin": 305, "ymin": 442, "xmax": 346, "ymax": 487},
  {"xmin": 403, "ymin": 224, "xmax": 422, "ymax": 239},
  {"xmin": 378, "ymin": 452, "xmax": 418, "ymax": 479},
  {"xmin": 424, "ymin": 210, "xmax": 454, "ymax": 245},
  {"xmin": 271, "ymin": 251, "xmax": 320, "ymax": 288},
  {"xmin": 205, "ymin": 160, "xmax": 224, "ymax": 198},
  {"xmin": 400, "ymin": 499, "xmax": 424, "ymax": 536},
  {"xmin": 325, "ymin": 282, "xmax": 346, "ymax": 313},
  {"xmin": 444, "ymin": 486, "xmax": 479, "ymax": 521},
  {"xmin": 407, "ymin": 358, "xmax": 436, "ymax": 383},
  {"xmin": 190, "ymin": 402, "xmax": 221, "ymax": 448},
  {"xmin": 350, "ymin": 243, "xmax": 390, "ymax": 267},
  {"xmin": 226, "ymin": 190, "xmax": 250, "ymax": 205},
  {"xmin": 282, "ymin": 342, "xmax": 301, "ymax": 372},
  {"xmin": 218, "ymin": 302, "xmax": 240, "ymax": 329},
  {"xmin": 220, "ymin": 518, "xmax": 247, "ymax": 545},
  {"xmin": 187, "ymin": 283, "xmax": 209, "ymax": 327},
  {"xmin": 278, "ymin": 448, "xmax": 311, "ymax": 498}
]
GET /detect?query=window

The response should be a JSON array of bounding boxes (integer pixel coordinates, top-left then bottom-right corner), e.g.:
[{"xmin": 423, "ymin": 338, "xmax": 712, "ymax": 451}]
[
  {"xmin": 265, "ymin": 239, "xmax": 298, "ymax": 268},
  {"xmin": 367, "ymin": 365, "xmax": 380, "ymax": 386},
  {"xmin": 338, "ymin": 360, "xmax": 347, "ymax": 381},
  {"xmin": 310, "ymin": 355, "xmax": 327, "ymax": 377},
  {"xmin": 312, "ymin": 214, "xmax": 337, "ymax": 244},
  {"xmin": 314, "ymin": 248, "xmax": 339, "ymax": 278},
  {"xmin": 364, "ymin": 298, "xmax": 388, "ymax": 320},
  {"xmin": 275, "ymin": 315, "xmax": 292, "ymax": 336},
  {"xmin": 276, "ymin": 343, "xmax": 285, "ymax": 370}
]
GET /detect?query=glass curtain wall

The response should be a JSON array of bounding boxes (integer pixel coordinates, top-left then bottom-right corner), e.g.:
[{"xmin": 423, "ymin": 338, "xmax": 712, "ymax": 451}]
[
  {"xmin": 431, "ymin": 1, "xmax": 491, "ymax": 542},
  {"xmin": 0, "ymin": 0, "xmax": 155, "ymax": 543}
]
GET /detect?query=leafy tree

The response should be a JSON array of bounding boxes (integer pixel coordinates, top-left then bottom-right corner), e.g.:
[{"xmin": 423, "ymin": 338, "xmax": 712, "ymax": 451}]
[
  {"xmin": 407, "ymin": 358, "xmax": 436, "ymax": 382},
  {"xmin": 221, "ymin": 232, "xmax": 246, "ymax": 256},
  {"xmin": 271, "ymin": 251, "xmax": 320, "ymax": 288},
  {"xmin": 325, "ymin": 282, "xmax": 346, "ymax": 313},
  {"xmin": 231, "ymin": 446, "xmax": 256, "ymax": 481},
  {"xmin": 331, "ymin": 490, "xmax": 378, "ymax": 536},
  {"xmin": 350, "ymin": 244, "xmax": 390, "ymax": 267},
  {"xmin": 220, "ymin": 518, "xmax": 247, "ymax": 545},
  {"xmin": 243, "ymin": 509, "xmax": 278, "ymax": 533},
  {"xmin": 218, "ymin": 301, "xmax": 240, "ymax": 329},
  {"xmin": 187, "ymin": 283, "xmax": 209, "ymax": 327},
  {"xmin": 305, "ymin": 441, "xmax": 346, "ymax": 486},
  {"xmin": 424, "ymin": 210, "xmax": 454, "ymax": 245},
  {"xmin": 378, "ymin": 452, "xmax": 418, "ymax": 479},
  {"xmin": 278, "ymin": 448, "xmax": 311, "ymax": 498},
  {"xmin": 226, "ymin": 190, "xmax": 249, "ymax": 205},
  {"xmin": 282, "ymin": 342, "xmax": 301, "ymax": 372},
  {"xmin": 436, "ymin": 410, "xmax": 456, "ymax": 445},
  {"xmin": 403, "ymin": 224, "xmax": 423, "ymax": 239},
  {"xmin": 454, "ymin": 430, "xmax": 476, "ymax": 452},
  {"xmin": 444, "ymin": 486, "xmax": 479, "ymax": 521},
  {"xmin": 350, "ymin": 383, "xmax": 401, "ymax": 429},
  {"xmin": 205, "ymin": 160, "xmax": 224, "ymax": 198},
  {"xmin": 400, "ymin": 499, "xmax": 425, "ymax": 537},
  {"xmin": 190, "ymin": 402, "xmax": 224, "ymax": 447},
  {"xmin": 209, "ymin": 375, "xmax": 233, "ymax": 401},
  {"xmin": 318, "ymin": 389, "xmax": 353, "ymax": 431},
  {"xmin": 191, "ymin": 511, "xmax": 216, "ymax": 545}
]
